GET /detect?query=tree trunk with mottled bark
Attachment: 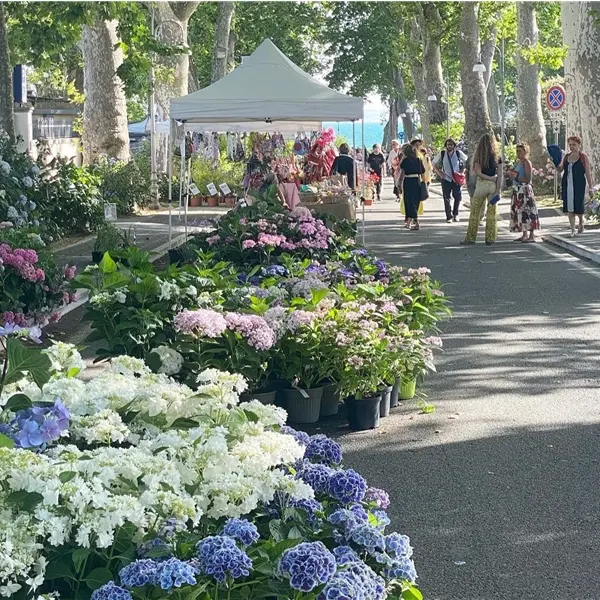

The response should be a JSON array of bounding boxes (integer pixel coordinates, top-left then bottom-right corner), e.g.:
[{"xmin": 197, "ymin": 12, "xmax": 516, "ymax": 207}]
[
  {"xmin": 82, "ymin": 18, "xmax": 129, "ymax": 164},
  {"xmin": 459, "ymin": 2, "xmax": 492, "ymax": 153},
  {"xmin": 410, "ymin": 19, "xmax": 432, "ymax": 145},
  {"xmin": 420, "ymin": 2, "xmax": 448, "ymax": 125},
  {"xmin": 212, "ymin": 2, "xmax": 235, "ymax": 83},
  {"xmin": 515, "ymin": 2, "xmax": 548, "ymax": 167},
  {"xmin": 564, "ymin": 2, "xmax": 600, "ymax": 183},
  {"xmin": 227, "ymin": 30, "xmax": 237, "ymax": 73},
  {"xmin": 0, "ymin": 1, "xmax": 15, "ymax": 141},
  {"xmin": 481, "ymin": 24, "xmax": 501, "ymax": 125},
  {"xmin": 383, "ymin": 97, "xmax": 398, "ymax": 150},
  {"xmin": 562, "ymin": 2, "xmax": 582, "ymax": 144},
  {"xmin": 393, "ymin": 68, "xmax": 414, "ymax": 141}
]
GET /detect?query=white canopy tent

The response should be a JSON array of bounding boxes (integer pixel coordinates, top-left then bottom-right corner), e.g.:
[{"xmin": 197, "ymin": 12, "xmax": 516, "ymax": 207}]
[{"xmin": 167, "ymin": 38, "xmax": 366, "ymax": 244}]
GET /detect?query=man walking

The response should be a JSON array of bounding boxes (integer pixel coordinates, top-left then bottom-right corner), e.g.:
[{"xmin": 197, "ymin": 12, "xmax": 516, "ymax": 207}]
[
  {"xmin": 368, "ymin": 144, "xmax": 386, "ymax": 201},
  {"xmin": 433, "ymin": 138, "xmax": 468, "ymax": 223}
]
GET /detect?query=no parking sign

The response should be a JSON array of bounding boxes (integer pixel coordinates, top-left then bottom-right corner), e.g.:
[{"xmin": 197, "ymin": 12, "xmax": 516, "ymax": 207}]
[{"xmin": 546, "ymin": 85, "xmax": 566, "ymax": 112}]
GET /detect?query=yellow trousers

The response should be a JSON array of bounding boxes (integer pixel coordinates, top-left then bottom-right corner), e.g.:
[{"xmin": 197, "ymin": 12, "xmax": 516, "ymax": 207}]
[{"xmin": 464, "ymin": 179, "xmax": 498, "ymax": 243}]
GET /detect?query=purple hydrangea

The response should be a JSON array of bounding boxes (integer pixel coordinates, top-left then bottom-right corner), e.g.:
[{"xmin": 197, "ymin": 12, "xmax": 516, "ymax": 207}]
[
  {"xmin": 91, "ymin": 582, "xmax": 132, "ymax": 600},
  {"xmin": 332, "ymin": 546, "xmax": 359, "ymax": 566},
  {"xmin": 385, "ymin": 533, "xmax": 413, "ymax": 559},
  {"xmin": 153, "ymin": 558, "xmax": 197, "ymax": 590},
  {"xmin": 305, "ymin": 434, "xmax": 343, "ymax": 466},
  {"xmin": 195, "ymin": 535, "xmax": 252, "ymax": 583},
  {"xmin": 278, "ymin": 542, "xmax": 336, "ymax": 592},
  {"xmin": 364, "ymin": 487, "xmax": 390, "ymax": 510},
  {"xmin": 383, "ymin": 556, "xmax": 418, "ymax": 583},
  {"xmin": 222, "ymin": 518, "xmax": 260, "ymax": 547},
  {"xmin": 296, "ymin": 462, "xmax": 335, "ymax": 495},
  {"xmin": 351, "ymin": 248, "xmax": 370, "ymax": 257},
  {"xmin": 10, "ymin": 399, "xmax": 70, "ymax": 449},
  {"xmin": 348, "ymin": 525, "xmax": 385, "ymax": 553},
  {"xmin": 327, "ymin": 468, "xmax": 367, "ymax": 505},
  {"xmin": 119, "ymin": 559, "xmax": 157, "ymax": 587},
  {"xmin": 281, "ymin": 426, "xmax": 311, "ymax": 447}
]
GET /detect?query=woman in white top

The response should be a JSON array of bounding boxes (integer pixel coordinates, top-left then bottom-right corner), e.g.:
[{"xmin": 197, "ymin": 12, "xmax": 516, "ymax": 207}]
[{"xmin": 387, "ymin": 140, "xmax": 401, "ymax": 200}]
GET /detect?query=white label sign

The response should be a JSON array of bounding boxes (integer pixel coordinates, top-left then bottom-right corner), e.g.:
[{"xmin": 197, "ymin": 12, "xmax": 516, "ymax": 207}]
[
  {"xmin": 207, "ymin": 183, "xmax": 218, "ymax": 196},
  {"xmin": 219, "ymin": 183, "xmax": 232, "ymax": 195},
  {"xmin": 189, "ymin": 183, "xmax": 200, "ymax": 195}
]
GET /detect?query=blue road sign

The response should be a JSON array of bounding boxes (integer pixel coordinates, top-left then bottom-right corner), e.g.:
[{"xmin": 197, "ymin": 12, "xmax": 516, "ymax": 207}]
[{"xmin": 546, "ymin": 85, "xmax": 565, "ymax": 111}]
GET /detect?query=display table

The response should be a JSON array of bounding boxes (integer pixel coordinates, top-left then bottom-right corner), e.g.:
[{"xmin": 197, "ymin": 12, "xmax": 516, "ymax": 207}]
[{"xmin": 300, "ymin": 200, "xmax": 356, "ymax": 221}]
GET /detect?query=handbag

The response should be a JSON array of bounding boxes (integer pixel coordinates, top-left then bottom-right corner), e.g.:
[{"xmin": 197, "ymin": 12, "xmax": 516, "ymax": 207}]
[
  {"xmin": 420, "ymin": 180, "xmax": 429, "ymax": 201},
  {"xmin": 452, "ymin": 171, "xmax": 466, "ymax": 186}
]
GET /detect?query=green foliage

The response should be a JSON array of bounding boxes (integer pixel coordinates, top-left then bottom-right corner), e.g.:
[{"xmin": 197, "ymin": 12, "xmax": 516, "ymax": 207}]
[
  {"xmin": 430, "ymin": 122, "xmax": 466, "ymax": 152},
  {"xmin": 190, "ymin": 156, "xmax": 244, "ymax": 197}
]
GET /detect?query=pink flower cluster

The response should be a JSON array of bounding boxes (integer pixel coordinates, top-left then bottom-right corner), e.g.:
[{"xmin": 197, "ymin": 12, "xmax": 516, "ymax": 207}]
[
  {"xmin": 174, "ymin": 309, "xmax": 228, "ymax": 337},
  {"xmin": 257, "ymin": 233, "xmax": 286, "ymax": 247},
  {"xmin": 0, "ymin": 244, "xmax": 45, "ymax": 282},
  {"xmin": 206, "ymin": 235, "xmax": 221, "ymax": 246},
  {"xmin": 62, "ymin": 264, "xmax": 77, "ymax": 281},
  {"xmin": 224, "ymin": 312, "xmax": 276, "ymax": 350},
  {"xmin": 2, "ymin": 311, "xmax": 28, "ymax": 326}
]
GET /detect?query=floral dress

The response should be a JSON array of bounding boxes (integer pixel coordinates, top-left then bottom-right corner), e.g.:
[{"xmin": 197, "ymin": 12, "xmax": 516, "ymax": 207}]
[{"xmin": 509, "ymin": 162, "xmax": 540, "ymax": 232}]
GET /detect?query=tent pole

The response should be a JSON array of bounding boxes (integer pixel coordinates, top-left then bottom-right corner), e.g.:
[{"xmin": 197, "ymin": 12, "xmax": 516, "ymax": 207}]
[
  {"xmin": 361, "ymin": 119, "xmax": 366, "ymax": 246},
  {"xmin": 184, "ymin": 152, "xmax": 190, "ymax": 242},
  {"xmin": 168, "ymin": 121, "xmax": 173, "ymax": 247},
  {"xmin": 352, "ymin": 120, "xmax": 356, "ymax": 193},
  {"xmin": 178, "ymin": 137, "xmax": 185, "ymax": 221}
]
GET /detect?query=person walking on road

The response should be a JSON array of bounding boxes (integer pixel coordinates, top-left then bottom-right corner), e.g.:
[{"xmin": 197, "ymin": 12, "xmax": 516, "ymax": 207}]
[
  {"xmin": 433, "ymin": 138, "xmax": 468, "ymax": 223},
  {"xmin": 559, "ymin": 135, "xmax": 593, "ymax": 237},
  {"xmin": 331, "ymin": 143, "xmax": 356, "ymax": 190},
  {"xmin": 397, "ymin": 143, "xmax": 425, "ymax": 231},
  {"xmin": 368, "ymin": 144, "xmax": 386, "ymax": 201},
  {"xmin": 461, "ymin": 133, "xmax": 503, "ymax": 246},
  {"xmin": 508, "ymin": 143, "xmax": 540, "ymax": 243},
  {"xmin": 388, "ymin": 140, "xmax": 401, "ymax": 201}
]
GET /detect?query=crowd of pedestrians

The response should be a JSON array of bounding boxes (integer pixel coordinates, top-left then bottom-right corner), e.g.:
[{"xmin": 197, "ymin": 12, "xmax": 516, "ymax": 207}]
[{"xmin": 332, "ymin": 131, "xmax": 593, "ymax": 245}]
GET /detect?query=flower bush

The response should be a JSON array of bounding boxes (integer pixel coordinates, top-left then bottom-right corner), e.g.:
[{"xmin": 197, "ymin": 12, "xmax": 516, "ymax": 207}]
[{"xmin": 0, "ymin": 334, "xmax": 422, "ymax": 600}]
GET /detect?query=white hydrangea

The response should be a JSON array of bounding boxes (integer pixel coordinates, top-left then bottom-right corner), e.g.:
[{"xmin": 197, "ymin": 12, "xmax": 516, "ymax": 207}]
[
  {"xmin": 153, "ymin": 345, "xmax": 184, "ymax": 375},
  {"xmin": 109, "ymin": 356, "xmax": 149, "ymax": 377},
  {"xmin": 159, "ymin": 279, "xmax": 181, "ymax": 301},
  {"xmin": 0, "ymin": 160, "xmax": 10, "ymax": 175},
  {"xmin": 70, "ymin": 410, "xmax": 131, "ymax": 445},
  {"xmin": 42, "ymin": 342, "xmax": 86, "ymax": 375}
]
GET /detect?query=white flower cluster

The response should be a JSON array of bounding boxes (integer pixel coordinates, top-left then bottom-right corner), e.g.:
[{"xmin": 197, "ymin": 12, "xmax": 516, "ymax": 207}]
[
  {"xmin": 0, "ymin": 348, "xmax": 309, "ymax": 594},
  {"xmin": 41, "ymin": 342, "xmax": 86, "ymax": 375},
  {"xmin": 290, "ymin": 275, "xmax": 329, "ymax": 299},
  {"xmin": 152, "ymin": 345, "xmax": 184, "ymax": 375}
]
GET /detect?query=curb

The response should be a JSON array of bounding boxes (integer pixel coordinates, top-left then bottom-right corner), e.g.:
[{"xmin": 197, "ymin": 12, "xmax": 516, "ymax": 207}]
[
  {"xmin": 544, "ymin": 233, "xmax": 600, "ymax": 264},
  {"xmin": 57, "ymin": 231, "xmax": 190, "ymax": 319}
]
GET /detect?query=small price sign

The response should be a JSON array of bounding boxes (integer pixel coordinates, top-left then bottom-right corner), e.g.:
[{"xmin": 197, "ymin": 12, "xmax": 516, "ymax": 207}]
[
  {"xmin": 207, "ymin": 183, "xmax": 218, "ymax": 196},
  {"xmin": 219, "ymin": 183, "xmax": 232, "ymax": 195},
  {"xmin": 189, "ymin": 183, "xmax": 200, "ymax": 195}
]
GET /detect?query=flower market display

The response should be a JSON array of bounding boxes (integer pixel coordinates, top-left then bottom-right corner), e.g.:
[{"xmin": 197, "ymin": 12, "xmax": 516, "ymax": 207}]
[
  {"xmin": 0, "ymin": 330, "xmax": 423, "ymax": 599},
  {"xmin": 74, "ymin": 197, "xmax": 450, "ymax": 428}
]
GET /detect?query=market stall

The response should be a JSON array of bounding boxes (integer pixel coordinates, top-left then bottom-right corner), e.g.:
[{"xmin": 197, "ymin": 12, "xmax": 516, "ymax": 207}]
[{"xmin": 169, "ymin": 39, "xmax": 366, "ymax": 241}]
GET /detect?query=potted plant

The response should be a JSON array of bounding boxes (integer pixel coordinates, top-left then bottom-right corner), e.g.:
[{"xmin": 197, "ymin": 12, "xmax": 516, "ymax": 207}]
[
  {"xmin": 189, "ymin": 194, "xmax": 202, "ymax": 207},
  {"xmin": 92, "ymin": 223, "xmax": 126, "ymax": 264}
]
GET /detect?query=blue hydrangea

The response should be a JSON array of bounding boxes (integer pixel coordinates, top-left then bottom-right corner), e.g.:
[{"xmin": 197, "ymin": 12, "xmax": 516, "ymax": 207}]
[
  {"xmin": 333, "ymin": 546, "xmax": 359, "ymax": 566},
  {"xmin": 195, "ymin": 535, "xmax": 253, "ymax": 583},
  {"xmin": 385, "ymin": 533, "xmax": 412, "ymax": 559},
  {"xmin": 327, "ymin": 468, "xmax": 367, "ymax": 504},
  {"xmin": 278, "ymin": 542, "xmax": 336, "ymax": 592},
  {"xmin": 318, "ymin": 572, "xmax": 363, "ymax": 600},
  {"xmin": 10, "ymin": 400, "xmax": 70, "ymax": 449},
  {"xmin": 351, "ymin": 248, "xmax": 370, "ymax": 257},
  {"xmin": 119, "ymin": 559, "xmax": 157, "ymax": 587},
  {"xmin": 348, "ymin": 525, "xmax": 385, "ymax": 553},
  {"xmin": 383, "ymin": 556, "xmax": 418, "ymax": 583},
  {"xmin": 289, "ymin": 497, "xmax": 323, "ymax": 525},
  {"xmin": 344, "ymin": 560, "xmax": 386, "ymax": 600},
  {"xmin": 348, "ymin": 504, "xmax": 369, "ymax": 522},
  {"xmin": 91, "ymin": 582, "xmax": 132, "ymax": 600},
  {"xmin": 305, "ymin": 435, "xmax": 343, "ymax": 466},
  {"xmin": 153, "ymin": 557, "xmax": 197, "ymax": 590},
  {"xmin": 296, "ymin": 462, "xmax": 335, "ymax": 494},
  {"xmin": 327, "ymin": 508, "xmax": 365, "ymax": 533},
  {"xmin": 281, "ymin": 426, "xmax": 311, "ymax": 446},
  {"xmin": 158, "ymin": 517, "xmax": 186, "ymax": 540},
  {"xmin": 222, "ymin": 518, "xmax": 260, "ymax": 547},
  {"xmin": 364, "ymin": 487, "xmax": 390, "ymax": 510},
  {"xmin": 262, "ymin": 264, "xmax": 287, "ymax": 277},
  {"xmin": 372, "ymin": 510, "xmax": 391, "ymax": 530},
  {"xmin": 137, "ymin": 537, "xmax": 173, "ymax": 560}
]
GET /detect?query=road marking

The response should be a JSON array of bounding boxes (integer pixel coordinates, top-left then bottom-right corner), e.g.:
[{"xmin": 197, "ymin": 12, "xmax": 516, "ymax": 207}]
[{"xmin": 533, "ymin": 240, "xmax": 600, "ymax": 281}]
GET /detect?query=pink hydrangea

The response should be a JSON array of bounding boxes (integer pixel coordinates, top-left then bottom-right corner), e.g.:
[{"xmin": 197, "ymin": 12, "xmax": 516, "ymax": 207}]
[
  {"xmin": 174, "ymin": 309, "xmax": 228, "ymax": 337},
  {"xmin": 242, "ymin": 239, "xmax": 257, "ymax": 249},
  {"xmin": 63, "ymin": 264, "xmax": 77, "ymax": 281},
  {"xmin": 0, "ymin": 244, "xmax": 44, "ymax": 282},
  {"xmin": 288, "ymin": 310, "xmax": 317, "ymax": 330},
  {"xmin": 257, "ymin": 233, "xmax": 286, "ymax": 247},
  {"xmin": 224, "ymin": 313, "xmax": 276, "ymax": 350},
  {"xmin": 381, "ymin": 302, "xmax": 398, "ymax": 314},
  {"xmin": 206, "ymin": 235, "xmax": 221, "ymax": 246}
]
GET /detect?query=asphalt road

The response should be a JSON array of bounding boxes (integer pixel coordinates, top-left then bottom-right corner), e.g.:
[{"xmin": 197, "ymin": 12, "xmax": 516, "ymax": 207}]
[{"xmin": 334, "ymin": 182, "xmax": 600, "ymax": 599}]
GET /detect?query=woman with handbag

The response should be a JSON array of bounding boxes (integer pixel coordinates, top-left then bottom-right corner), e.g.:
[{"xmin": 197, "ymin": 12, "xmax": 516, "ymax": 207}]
[
  {"xmin": 434, "ymin": 138, "xmax": 468, "ymax": 223},
  {"xmin": 507, "ymin": 143, "xmax": 540, "ymax": 242},
  {"xmin": 397, "ymin": 144, "xmax": 425, "ymax": 231},
  {"xmin": 461, "ymin": 133, "xmax": 503, "ymax": 245}
]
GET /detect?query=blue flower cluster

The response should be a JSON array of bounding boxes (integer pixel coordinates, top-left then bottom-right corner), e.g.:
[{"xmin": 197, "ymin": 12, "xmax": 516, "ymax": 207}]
[
  {"xmin": 289, "ymin": 497, "xmax": 324, "ymax": 525},
  {"xmin": 372, "ymin": 510, "xmax": 391, "ymax": 530},
  {"xmin": 319, "ymin": 559, "xmax": 386, "ymax": 600},
  {"xmin": 364, "ymin": 487, "xmax": 390, "ymax": 510},
  {"xmin": 91, "ymin": 582, "xmax": 132, "ymax": 600},
  {"xmin": 158, "ymin": 517, "xmax": 186, "ymax": 540},
  {"xmin": 327, "ymin": 468, "xmax": 367, "ymax": 505},
  {"xmin": 222, "ymin": 518, "xmax": 260, "ymax": 547},
  {"xmin": 0, "ymin": 399, "xmax": 69, "ymax": 449},
  {"xmin": 383, "ymin": 556, "xmax": 418, "ymax": 583},
  {"xmin": 304, "ymin": 434, "xmax": 343, "ymax": 466},
  {"xmin": 385, "ymin": 533, "xmax": 413, "ymax": 559},
  {"xmin": 195, "ymin": 535, "xmax": 252, "ymax": 583},
  {"xmin": 119, "ymin": 559, "xmax": 157, "ymax": 587},
  {"xmin": 281, "ymin": 425, "xmax": 311, "ymax": 446},
  {"xmin": 154, "ymin": 557, "xmax": 197, "ymax": 590},
  {"xmin": 278, "ymin": 542, "xmax": 336, "ymax": 592},
  {"xmin": 327, "ymin": 508, "xmax": 366, "ymax": 533},
  {"xmin": 137, "ymin": 537, "xmax": 173, "ymax": 560},
  {"xmin": 332, "ymin": 546, "xmax": 359, "ymax": 566},
  {"xmin": 306, "ymin": 263, "xmax": 329, "ymax": 276},
  {"xmin": 348, "ymin": 525, "xmax": 385, "ymax": 553},
  {"xmin": 262, "ymin": 264, "xmax": 288, "ymax": 277},
  {"xmin": 351, "ymin": 248, "xmax": 370, "ymax": 257},
  {"xmin": 296, "ymin": 461, "xmax": 335, "ymax": 494}
]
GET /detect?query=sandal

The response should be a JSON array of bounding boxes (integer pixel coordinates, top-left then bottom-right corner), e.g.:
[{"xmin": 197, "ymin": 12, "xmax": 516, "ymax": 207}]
[
  {"xmin": 460, "ymin": 240, "xmax": 475, "ymax": 245},
  {"xmin": 410, "ymin": 223, "xmax": 420, "ymax": 231}
]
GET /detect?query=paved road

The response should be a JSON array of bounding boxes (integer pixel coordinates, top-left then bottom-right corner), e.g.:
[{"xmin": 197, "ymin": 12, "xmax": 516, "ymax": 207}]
[{"xmin": 337, "ymin": 181, "xmax": 600, "ymax": 599}]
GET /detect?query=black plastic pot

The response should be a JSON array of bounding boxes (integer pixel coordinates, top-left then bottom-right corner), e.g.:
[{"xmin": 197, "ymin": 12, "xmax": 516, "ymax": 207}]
[
  {"xmin": 239, "ymin": 390, "xmax": 277, "ymax": 405},
  {"xmin": 390, "ymin": 378, "xmax": 400, "ymax": 408},
  {"xmin": 91, "ymin": 251, "xmax": 103, "ymax": 264},
  {"xmin": 280, "ymin": 387, "xmax": 323, "ymax": 424},
  {"xmin": 168, "ymin": 248, "xmax": 185, "ymax": 266},
  {"xmin": 345, "ymin": 394, "xmax": 382, "ymax": 431},
  {"xmin": 320, "ymin": 382, "xmax": 340, "ymax": 417},
  {"xmin": 379, "ymin": 385, "xmax": 393, "ymax": 417}
]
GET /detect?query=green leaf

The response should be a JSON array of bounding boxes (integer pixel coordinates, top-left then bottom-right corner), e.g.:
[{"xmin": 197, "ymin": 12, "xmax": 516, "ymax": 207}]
[
  {"xmin": 99, "ymin": 252, "xmax": 117, "ymax": 274},
  {"xmin": 4, "ymin": 393, "xmax": 33, "ymax": 412},
  {"xmin": 71, "ymin": 547, "xmax": 91, "ymax": 574},
  {"xmin": 171, "ymin": 417, "xmax": 200, "ymax": 429},
  {"xmin": 0, "ymin": 434, "xmax": 15, "ymax": 449},
  {"xmin": 145, "ymin": 351, "xmax": 162, "ymax": 373},
  {"xmin": 402, "ymin": 587, "xmax": 424, "ymax": 600},
  {"xmin": 59, "ymin": 471, "xmax": 77, "ymax": 484},
  {"xmin": 85, "ymin": 567, "xmax": 113, "ymax": 590},
  {"xmin": 66, "ymin": 367, "xmax": 81, "ymax": 378},
  {"xmin": 45, "ymin": 559, "xmax": 75, "ymax": 580},
  {"xmin": 4, "ymin": 339, "xmax": 52, "ymax": 388},
  {"xmin": 6, "ymin": 490, "xmax": 44, "ymax": 511}
]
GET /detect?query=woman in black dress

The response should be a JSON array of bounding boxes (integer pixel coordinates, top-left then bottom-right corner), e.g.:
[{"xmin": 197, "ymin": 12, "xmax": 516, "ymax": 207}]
[
  {"xmin": 559, "ymin": 135, "xmax": 593, "ymax": 237},
  {"xmin": 397, "ymin": 144, "xmax": 425, "ymax": 230}
]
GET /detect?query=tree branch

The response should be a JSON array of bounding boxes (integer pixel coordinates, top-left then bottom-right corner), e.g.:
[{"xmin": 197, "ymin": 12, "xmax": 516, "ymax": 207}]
[{"xmin": 169, "ymin": 1, "xmax": 201, "ymax": 22}]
